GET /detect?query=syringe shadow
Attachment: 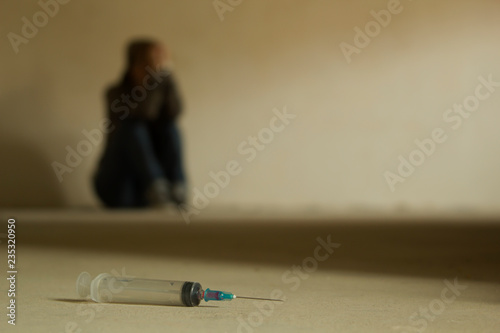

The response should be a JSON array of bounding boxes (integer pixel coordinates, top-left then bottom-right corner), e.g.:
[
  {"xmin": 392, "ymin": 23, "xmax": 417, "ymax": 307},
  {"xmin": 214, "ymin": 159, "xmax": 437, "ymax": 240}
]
[
  {"xmin": 49, "ymin": 298, "xmax": 221, "ymax": 308},
  {"xmin": 50, "ymin": 298, "xmax": 91, "ymax": 304}
]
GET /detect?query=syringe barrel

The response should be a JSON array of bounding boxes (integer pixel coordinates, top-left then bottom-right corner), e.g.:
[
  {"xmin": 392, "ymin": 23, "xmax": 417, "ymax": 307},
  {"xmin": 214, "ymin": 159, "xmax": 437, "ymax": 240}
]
[{"xmin": 86, "ymin": 273, "xmax": 202, "ymax": 307}]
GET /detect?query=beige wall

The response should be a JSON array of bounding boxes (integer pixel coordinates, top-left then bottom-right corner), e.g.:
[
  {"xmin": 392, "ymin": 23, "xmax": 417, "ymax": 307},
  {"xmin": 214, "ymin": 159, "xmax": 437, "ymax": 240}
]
[{"xmin": 1, "ymin": 0, "xmax": 500, "ymax": 212}]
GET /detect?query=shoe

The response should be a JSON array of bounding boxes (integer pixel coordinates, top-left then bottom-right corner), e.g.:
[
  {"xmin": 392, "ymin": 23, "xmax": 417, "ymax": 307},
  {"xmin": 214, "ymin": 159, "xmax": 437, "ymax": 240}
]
[
  {"xmin": 170, "ymin": 182, "xmax": 187, "ymax": 206},
  {"xmin": 146, "ymin": 178, "xmax": 170, "ymax": 208}
]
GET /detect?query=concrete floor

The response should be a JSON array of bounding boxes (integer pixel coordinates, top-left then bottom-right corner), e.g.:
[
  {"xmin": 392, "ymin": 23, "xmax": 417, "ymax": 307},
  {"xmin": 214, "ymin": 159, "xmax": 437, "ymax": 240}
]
[{"xmin": 1, "ymin": 209, "xmax": 499, "ymax": 332}]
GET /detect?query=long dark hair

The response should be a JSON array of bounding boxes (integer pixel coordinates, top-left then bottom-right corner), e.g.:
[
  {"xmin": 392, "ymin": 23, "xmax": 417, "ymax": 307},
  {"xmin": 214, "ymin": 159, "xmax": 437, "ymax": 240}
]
[{"xmin": 122, "ymin": 39, "xmax": 158, "ymax": 86}]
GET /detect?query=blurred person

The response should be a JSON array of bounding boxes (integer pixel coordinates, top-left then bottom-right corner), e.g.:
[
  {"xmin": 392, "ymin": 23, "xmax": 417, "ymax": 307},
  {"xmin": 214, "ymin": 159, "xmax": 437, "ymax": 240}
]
[{"xmin": 93, "ymin": 39, "xmax": 186, "ymax": 208}]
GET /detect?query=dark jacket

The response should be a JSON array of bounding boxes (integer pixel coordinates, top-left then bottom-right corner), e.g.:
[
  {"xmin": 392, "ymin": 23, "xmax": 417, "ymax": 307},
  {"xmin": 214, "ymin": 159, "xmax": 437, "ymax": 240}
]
[{"xmin": 105, "ymin": 70, "xmax": 183, "ymax": 140}]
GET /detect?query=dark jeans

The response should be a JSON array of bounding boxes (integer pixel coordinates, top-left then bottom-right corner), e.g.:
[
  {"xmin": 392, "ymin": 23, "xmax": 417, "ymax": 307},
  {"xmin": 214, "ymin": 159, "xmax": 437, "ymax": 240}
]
[{"xmin": 93, "ymin": 119, "xmax": 185, "ymax": 208}]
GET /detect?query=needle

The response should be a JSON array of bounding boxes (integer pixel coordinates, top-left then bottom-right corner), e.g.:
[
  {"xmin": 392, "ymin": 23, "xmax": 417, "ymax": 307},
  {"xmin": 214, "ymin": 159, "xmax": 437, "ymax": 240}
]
[
  {"xmin": 235, "ymin": 295, "xmax": 284, "ymax": 302},
  {"xmin": 202, "ymin": 288, "xmax": 285, "ymax": 303}
]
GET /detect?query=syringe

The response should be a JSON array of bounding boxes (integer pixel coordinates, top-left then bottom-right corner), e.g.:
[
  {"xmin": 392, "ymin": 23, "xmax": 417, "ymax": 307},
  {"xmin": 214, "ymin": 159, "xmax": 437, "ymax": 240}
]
[{"xmin": 76, "ymin": 272, "xmax": 283, "ymax": 307}]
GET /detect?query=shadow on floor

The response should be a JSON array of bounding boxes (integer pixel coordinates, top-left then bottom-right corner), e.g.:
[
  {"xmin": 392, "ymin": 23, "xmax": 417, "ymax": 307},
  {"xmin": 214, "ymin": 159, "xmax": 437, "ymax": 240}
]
[
  {"xmin": 20, "ymin": 217, "xmax": 500, "ymax": 284},
  {"xmin": 0, "ymin": 139, "xmax": 66, "ymax": 208}
]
